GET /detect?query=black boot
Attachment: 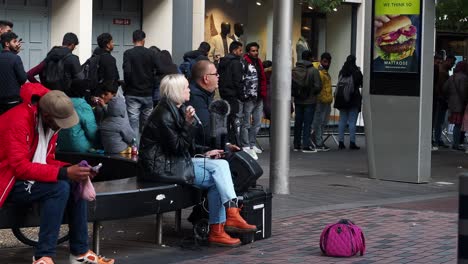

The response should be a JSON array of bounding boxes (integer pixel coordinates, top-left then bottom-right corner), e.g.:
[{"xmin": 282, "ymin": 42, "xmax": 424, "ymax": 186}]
[
  {"xmin": 350, "ymin": 142, "xmax": 360, "ymax": 150},
  {"xmin": 339, "ymin": 141, "xmax": 346, "ymax": 150}
]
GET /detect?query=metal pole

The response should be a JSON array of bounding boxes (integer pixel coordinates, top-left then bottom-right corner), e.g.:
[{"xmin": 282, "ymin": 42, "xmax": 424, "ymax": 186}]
[
  {"xmin": 92, "ymin": 221, "xmax": 101, "ymax": 255},
  {"xmin": 459, "ymin": 174, "xmax": 468, "ymax": 263},
  {"xmin": 270, "ymin": 0, "xmax": 293, "ymax": 194}
]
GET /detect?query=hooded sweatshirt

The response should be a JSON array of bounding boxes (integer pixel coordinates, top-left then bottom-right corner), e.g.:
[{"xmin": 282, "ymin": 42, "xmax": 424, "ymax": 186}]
[{"xmin": 100, "ymin": 96, "xmax": 136, "ymax": 153}]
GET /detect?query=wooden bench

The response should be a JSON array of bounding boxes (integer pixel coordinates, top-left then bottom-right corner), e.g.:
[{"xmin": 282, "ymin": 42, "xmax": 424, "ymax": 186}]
[{"xmin": 0, "ymin": 152, "xmax": 202, "ymax": 254}]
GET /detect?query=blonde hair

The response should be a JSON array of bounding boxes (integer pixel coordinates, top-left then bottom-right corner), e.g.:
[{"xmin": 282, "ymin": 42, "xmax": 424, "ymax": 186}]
[{"xmin": 160, "ymin": 74, "xmax": 188, "ymax": 105}]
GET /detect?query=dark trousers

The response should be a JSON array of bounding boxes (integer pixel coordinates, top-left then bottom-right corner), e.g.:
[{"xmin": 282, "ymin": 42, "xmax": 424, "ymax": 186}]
[
  {"xmin": 7, "ymin": 180, "xmax": 88, "ymax": 257},
  {"xmin": 294, "ymin": 103, "xmax": 316, "ymax": 148},
  {"xmin": 433, "ymin": 99, "xmax": 448, "ymax": 145},
  {"xmin": 225, "ymin": 97, "xmax": 242, "ymax": 146}
]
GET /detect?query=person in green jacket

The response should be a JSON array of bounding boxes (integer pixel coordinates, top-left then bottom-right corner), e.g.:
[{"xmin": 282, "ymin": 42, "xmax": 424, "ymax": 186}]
[{"xmin": 58, "ymin": 79, "xmax": 98, "ymax": 152}]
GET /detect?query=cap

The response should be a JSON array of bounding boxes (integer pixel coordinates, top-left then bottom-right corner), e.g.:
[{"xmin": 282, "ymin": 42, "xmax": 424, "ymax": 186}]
[{"xmin": 39, "ymin": 90, "xmax": 79, "ymax": 129}]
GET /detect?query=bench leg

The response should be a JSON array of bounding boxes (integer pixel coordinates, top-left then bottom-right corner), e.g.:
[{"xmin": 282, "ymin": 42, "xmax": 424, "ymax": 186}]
[
  {"xmin": 156, "ymin": 214, "xmax": 163, "ymax": 245},
  {"xmin": 175, "ymin": 209, "xmax": 182, "ymax": 233},
  {"xmin": 93, "ymin": 221, "xmax": 101, "ymax": 255}
]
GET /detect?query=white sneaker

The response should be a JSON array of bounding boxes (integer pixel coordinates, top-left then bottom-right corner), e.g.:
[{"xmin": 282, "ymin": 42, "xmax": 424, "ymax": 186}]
[
  {"xmin": 252, "ymin": 146, "xmax": 263, "ymax": 154},
  {"xmin": 243, "ymin": 147, "xmax": 258, "ymax": 160}
]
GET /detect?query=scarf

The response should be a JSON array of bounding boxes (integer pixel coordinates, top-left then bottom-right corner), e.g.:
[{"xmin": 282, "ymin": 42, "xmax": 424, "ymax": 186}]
[{"xmin": 25, "ymin": 116, "xmax": 56, "ymax": 193}]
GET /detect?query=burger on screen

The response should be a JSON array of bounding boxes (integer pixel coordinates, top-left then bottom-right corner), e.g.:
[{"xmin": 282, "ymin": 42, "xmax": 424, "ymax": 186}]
[{"xmin": 375, "ymin": 16, "xmax": 417, "ymax": 61}]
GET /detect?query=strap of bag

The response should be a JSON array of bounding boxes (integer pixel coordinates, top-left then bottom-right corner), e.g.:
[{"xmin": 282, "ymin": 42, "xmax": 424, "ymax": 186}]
[{"xmin": 319, "ymin": 224, "xmax": 333, "ymax": 254}]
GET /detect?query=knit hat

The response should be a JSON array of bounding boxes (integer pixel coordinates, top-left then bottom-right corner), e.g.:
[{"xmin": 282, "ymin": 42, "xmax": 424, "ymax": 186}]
[{"xmin": 39, "ymin": 90, "xmax": 79, "ymax": 129}]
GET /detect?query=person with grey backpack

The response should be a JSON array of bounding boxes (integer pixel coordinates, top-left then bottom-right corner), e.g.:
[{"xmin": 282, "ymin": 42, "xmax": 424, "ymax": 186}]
[{"xmin": 334, "ymin": 55, "xmax": 363, "ymax": 150}]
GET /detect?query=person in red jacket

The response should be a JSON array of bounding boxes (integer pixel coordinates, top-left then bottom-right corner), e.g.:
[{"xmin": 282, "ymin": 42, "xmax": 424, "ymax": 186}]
[
  {"xmin": 239, "ymin": 42, "xmax": 267, "ymax": 160},
  {"xmin": 0, "ymin": 83, "xmax": 114, "ymax": 264}
]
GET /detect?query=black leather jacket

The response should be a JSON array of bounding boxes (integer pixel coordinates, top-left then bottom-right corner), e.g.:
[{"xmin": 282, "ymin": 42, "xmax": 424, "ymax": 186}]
[{"xmin": 137, "ymin": 97, "xmax": 195, "ymax": 184}]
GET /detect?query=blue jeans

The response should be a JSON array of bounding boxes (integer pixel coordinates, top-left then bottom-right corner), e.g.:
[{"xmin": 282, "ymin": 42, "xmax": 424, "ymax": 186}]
[
  {"xmin": 294, "ymin": 103, "xmax": 315, "ymax": 148},
  {"xmin": 240, "ymin": 99, "xmax": 263, "ymax": 148},
  {"xmin": 312, "ymin": 103, "xmax": 331, "ymax": 146},
  {"xmin": 338, "ymin": 108, "xmax": 359, "ymax": 143},
  {"xmin": 192, "ymin": 158, "xmax": 237, "ymax": 224},
  {"xmin": 125, "ymin": 95, "xmax": 153, "ymax": 135},
  {"xmin": 7, "ymin": 180, "xmax": 88, "ymax": 257}
]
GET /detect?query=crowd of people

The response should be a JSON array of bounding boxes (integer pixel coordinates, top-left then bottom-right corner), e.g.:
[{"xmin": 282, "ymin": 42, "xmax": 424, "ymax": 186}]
[
  {"xmin": 432, "ymin": 52, "xmax": 468, "ymax": 151},
  {"xmin": 0, "ymin": 15, "xmax": 369, "ymax": 263}
]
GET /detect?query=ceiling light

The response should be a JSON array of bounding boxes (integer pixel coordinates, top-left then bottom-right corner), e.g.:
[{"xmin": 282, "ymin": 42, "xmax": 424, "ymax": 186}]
[
  {"xmin": 308, "ymin": 5, "xmax": 313, "ymax": 10},
  {"xmin": 333, "ymin": 8, "xmax": 338, "ymax": 12},
  {"xmin": 256, "ymin": 1, "xmax": 262, "ymax": 6}
]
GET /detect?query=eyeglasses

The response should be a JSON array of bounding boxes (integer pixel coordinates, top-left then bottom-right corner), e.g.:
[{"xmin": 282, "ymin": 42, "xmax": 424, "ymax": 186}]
[{"xmin": 206, "ymin": 73, "xmax": 219, "ymax": 77}]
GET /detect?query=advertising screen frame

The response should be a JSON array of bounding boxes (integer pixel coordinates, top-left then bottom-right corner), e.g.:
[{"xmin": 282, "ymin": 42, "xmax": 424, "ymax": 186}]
[{"xmin": 370, "ymin": 0, "xmax": 423, "ymax": 96}]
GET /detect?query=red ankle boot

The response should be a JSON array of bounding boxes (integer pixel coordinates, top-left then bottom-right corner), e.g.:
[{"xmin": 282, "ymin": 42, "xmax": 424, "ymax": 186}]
[
  {"xmin": 208, "ymin": 223, "xmax": 241, "ymax": 247},
  {"xmin": 225, "ymin": 207, "xmax": 257, "ymax": 233}
]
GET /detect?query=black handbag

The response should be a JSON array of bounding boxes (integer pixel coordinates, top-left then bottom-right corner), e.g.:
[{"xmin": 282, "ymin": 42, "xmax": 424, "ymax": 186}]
[{"xmin": 147, "ymin": 152, "xmax": 195, "ymax": 185}]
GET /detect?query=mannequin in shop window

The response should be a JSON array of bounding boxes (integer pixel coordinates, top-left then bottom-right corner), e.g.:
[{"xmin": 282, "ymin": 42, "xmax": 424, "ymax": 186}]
[
  {"xmin": 208, "ymin": 22, "xmax": 233, "ymax": 63},
  {"xmin": 296, "ymin": 35, "xmax": 311, "ymax": 63},
  {"xmin": 230, "ymin": 22, "xmax": 244, "ymax": 44}
]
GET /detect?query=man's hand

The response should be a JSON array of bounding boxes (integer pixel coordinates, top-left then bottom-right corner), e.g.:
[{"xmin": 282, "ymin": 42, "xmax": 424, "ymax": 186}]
[
  {"xmin": 205, "ymin": 149, "xmax": 225, "ymax": 159},
  {"xmin": 226, "ymin": 143, "xmax": 241, "ymax": 152},
  {"xmin": 67, "ymin": 164, "xmax": 92, "ymax": 182}
]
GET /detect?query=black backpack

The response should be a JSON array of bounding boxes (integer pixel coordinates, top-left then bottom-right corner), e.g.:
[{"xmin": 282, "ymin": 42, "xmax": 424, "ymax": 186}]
[
  {"xmin": 291, "ymin": 66, "xmax": 310, "ymax": 99},
  {"xmin": 82, "ymin": 54, "xmax": 102, "ymax": 93},
  {"xmin": 42, "ymin": 53, "xmax": 72, "ymax": 91}
]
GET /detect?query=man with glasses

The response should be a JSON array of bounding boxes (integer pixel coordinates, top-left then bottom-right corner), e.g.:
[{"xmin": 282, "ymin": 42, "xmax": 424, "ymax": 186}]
[{"xmin": 188, "ymin": 60, "xmax": 220, "ymax": 146}]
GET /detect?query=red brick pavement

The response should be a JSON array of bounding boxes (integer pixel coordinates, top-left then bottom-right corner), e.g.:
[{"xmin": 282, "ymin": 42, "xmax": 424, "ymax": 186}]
[{"xmin": 178, "ymin": 207, "xmax": 457, "ymax": 264}]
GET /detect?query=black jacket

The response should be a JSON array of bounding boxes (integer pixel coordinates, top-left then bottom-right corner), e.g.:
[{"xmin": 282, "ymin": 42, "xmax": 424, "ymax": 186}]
[
  {"xmin": 218, "ymin": 53, "xmax": 243, "ymax": 99},
  {"xmin": 0, "ymin": 50, "xmax": 27, "ymax": 103},
  {"xmin": 44, "ymin": 46, "xmax": 83, "ymax": 85},
  {"xmin": 137, "ymin": 97, "xmax": 195, "ymax": 184},
  {"xmin": 183, "ymin": 50, "xmax": 208, "ymax": 62},
  {"xmin": 334, "ymin": 67, "xmax": 363, "ymax": 111},
  {"xmin": 188, "ymin": 82, "xmax": 213, "ymax": 146},
  {"xmin": 123, "ymin": 46, "xmax": 159, "ymax": 97},
  {"xmin": 93, "ymin": 47, "xmax": 119, "ymax": 90}
]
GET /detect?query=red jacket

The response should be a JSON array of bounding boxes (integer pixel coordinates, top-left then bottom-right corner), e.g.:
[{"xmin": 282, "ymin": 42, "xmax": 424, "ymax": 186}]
[
  {"xmin": 243, "ymin": 54, "xmax": 267, "ymax": 99},
  {"xmin": 0, "ymin": 83, "xmax": 68, "ymax": 207}
]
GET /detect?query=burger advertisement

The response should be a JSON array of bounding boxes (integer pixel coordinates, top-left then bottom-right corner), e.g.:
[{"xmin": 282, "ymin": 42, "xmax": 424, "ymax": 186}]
[{"xmin": 373, "ymin": 0, "xmax": 421, "ymax": 73}]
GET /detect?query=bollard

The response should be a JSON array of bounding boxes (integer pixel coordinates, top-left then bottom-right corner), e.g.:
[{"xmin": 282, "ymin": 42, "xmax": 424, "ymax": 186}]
[{"xmin": 459, "ymin": 174, "xmax": 468, "ymax": 263}]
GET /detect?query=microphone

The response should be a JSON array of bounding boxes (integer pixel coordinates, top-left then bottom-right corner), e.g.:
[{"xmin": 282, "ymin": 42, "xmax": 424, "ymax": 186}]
[
  {"xmin": 186, "ymin": 105, "xmax": 202, "ymax": 125},
  {"xmin": 193, "ymin": 113, "xmax": 202, "ymax": 126}
]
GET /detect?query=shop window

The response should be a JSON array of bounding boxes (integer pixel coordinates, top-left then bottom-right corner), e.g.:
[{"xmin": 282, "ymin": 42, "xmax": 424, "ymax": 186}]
[{"xmin": 300, "ymin": 9, "xmax": 326, "ymax": 61}]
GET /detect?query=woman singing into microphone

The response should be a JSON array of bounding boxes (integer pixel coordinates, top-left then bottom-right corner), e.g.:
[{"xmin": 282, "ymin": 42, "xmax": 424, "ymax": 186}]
[{"xmin": 137, "ymin": 74, "xmax": 256, "ymax": 247}]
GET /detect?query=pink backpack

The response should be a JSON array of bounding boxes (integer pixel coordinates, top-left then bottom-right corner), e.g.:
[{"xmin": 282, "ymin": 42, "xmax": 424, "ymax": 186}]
[{"xmin": 320, "ymin": 219, "xmax": 366, "ymax": 257}]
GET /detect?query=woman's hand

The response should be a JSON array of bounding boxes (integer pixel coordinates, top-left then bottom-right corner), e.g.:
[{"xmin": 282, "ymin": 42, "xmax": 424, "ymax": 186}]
[
  {"xmin": 205, "ymin": 149, "xmax": 225, "ymax": 159},
  {"xmin": 226, "ymin": 143, "xmax": 241, "ymax": 152},
  {"xmin": 185, "ymin": 106, "xmax": 195, "ymax": 124}
]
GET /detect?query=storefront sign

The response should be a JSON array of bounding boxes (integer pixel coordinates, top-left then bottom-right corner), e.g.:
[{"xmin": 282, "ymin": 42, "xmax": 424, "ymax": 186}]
[
  {"xmin": 113, "ymin": 18, "xmax": 131, "ymax": 25},
  {"xmin": 373, "ymin": 0, "xmax": 421, "ymax": 73}
]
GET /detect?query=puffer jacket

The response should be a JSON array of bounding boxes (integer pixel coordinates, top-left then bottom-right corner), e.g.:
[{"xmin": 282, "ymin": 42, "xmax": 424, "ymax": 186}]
[
  {"xmin": 218, "ymin": 53, "xmax": 243, "ymax": 99},
  {"xmin": 0, "ymin": 83, "xmax": 69, "ymax": 207},
  {"xmin": 443, "ymin": 72, "xmax": 468, "ymax": 113},
  {"xmin": 138, "ymin": 97, "xmax": 195, "ymax": 184},
  {"xmin": 58, "ymin": 98, "xmax": 97, "ymax": 152},
  {"xmin": 313, "ymin": 62, "xmax": 333, "ymax": 104},
  {"xmin": 100, "ymin": 96, "xmax": 136, "ymax": 153}
]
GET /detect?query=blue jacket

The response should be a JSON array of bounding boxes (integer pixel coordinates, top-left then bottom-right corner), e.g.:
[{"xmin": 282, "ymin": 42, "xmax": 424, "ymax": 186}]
[
  {"xmin": 58, "ymin": 98, "xmax": 98, "ymax": 152},
  {"xmin": 100, "ymin": 96, "xmax": 136, "ymax": 153},
  {"xmin": 0, "ymin": 50, "xmax": 27, "ymax": 103}
]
